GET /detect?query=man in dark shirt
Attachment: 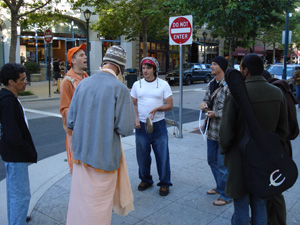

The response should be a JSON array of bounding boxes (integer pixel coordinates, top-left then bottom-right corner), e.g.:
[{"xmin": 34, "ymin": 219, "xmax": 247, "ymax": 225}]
[
  {"xmin": 53, "ymin": 57, "xmax": 61, "ymax": 86},
  {"xmin": 0, "ymin": 63, "xmax": 37, "ymax": 224}
]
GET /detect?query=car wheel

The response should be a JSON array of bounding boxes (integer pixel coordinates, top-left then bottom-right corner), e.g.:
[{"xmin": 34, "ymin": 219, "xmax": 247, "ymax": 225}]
[
  {"xmin": 185, "ymin": 76, "xmax": 192, "ymax": 85},
  {"xmin": 168, "ymin": 81, "xmax": 174, "ymax": 86},
  {"xmin": 205, "ymin": 75, "xmax": 211, "ymax": 83}
]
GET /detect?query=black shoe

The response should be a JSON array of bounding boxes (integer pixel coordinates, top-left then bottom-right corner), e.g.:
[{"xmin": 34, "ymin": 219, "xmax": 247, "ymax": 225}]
[
  {"xmin": 159, "ymin": 186, "xmax": 169, "ymax": 196},
  {"xmin": 138, "ymin": 182, "xmax": 152, "ymax": 191},
  {"xmin": 26, "ymin": 216, "xmax": 31, "ymax": 222}
]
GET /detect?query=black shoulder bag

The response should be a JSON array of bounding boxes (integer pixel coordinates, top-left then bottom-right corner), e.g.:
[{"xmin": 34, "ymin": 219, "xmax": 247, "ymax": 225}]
[{"xmin": 225, "ymin": 69, "xmax": 298, "ymax": 199}]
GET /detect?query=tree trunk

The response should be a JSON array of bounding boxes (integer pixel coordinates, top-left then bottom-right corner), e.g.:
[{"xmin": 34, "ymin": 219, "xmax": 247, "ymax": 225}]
[
  {"xmin": 9, "ymin": 11, "xmax": 18, "ymax": 62},
  {"xmin": 142, "ymin": 17, "xmax": 148, "ymax": 58},
  {"xmin": 229, "ymin": 38, "xmax": 233, "ymax": 68}
]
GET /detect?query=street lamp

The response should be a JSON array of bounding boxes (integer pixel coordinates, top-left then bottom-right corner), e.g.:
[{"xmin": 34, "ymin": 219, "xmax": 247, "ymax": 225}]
[
  {"xmin": 83, "ymin": 9, "xmax": 91, "ymax": 75},
  {"xmin": 261, "ymin": 32, "xmax": 266, "ymax": 63},
  {"xmin": 202, "ymin": 32, "xmax": 207, "ymax": 63}
]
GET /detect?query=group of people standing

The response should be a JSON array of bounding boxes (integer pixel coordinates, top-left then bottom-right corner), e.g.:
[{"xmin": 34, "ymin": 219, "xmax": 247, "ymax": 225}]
[
  {"xmin": 59, "ymin": 45, "xmax": 173, "ymax": 224},
  {"xmin": 201, "ymin": 54, "xmax": 299, "ymax": 225},
  {"xmin": 0, "ymin": 45, "xmax": 298, "ymax": 225}
]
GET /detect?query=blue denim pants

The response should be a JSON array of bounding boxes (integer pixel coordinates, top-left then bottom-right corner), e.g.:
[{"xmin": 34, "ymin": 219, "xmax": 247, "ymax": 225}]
[
  {"xmin": 135, "ymin": 119, "xmax": 172, "ymax": 187},
  {"xmin": 296, "ymin": 85, "xmax": 300, "ymax": 108},
  {"xmin": 232, "ymin": 194, "xmax": 267, "ymax": 225},
  {"xmin": 5, "ymin": 162, "xmax": 31, "ymax": 225},
  {"xmin": 207, "ymin": 139, "xmax": 231, "ymax": 202}
]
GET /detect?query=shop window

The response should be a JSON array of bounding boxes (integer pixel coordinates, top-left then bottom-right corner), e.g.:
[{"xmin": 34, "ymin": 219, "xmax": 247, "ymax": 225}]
[
  {"xmin": 151, "ymin": 42, "xmax": 155, "ymax": 50},
  {"xmin": 102, "ymin": 41, "xmax": 120, "ymax": 58}
]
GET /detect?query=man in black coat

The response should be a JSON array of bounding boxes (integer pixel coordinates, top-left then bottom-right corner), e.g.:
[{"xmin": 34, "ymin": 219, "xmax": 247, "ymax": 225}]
[
  {"xmin": 0, "ymin": 63, "xmax": 37, "ymax": 225},
  {"xmin": 262, "ymin": 70, "xmax": 299, "ymax": 225}
]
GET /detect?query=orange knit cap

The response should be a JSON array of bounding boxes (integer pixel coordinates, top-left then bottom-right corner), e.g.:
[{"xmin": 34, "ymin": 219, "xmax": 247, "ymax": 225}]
[{"xmin": 67, "ymin": 43, "xmax": 86, "ymax": 66}]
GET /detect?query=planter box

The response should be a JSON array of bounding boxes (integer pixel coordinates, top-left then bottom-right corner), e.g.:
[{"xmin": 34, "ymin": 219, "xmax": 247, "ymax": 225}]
[
  {"xmin": 30, "ymin": 73, "xmax": 42, "ymax": 82},
  {"xmin": 40, "ymin": 67, "xmax": 47, "ymax": 81}
]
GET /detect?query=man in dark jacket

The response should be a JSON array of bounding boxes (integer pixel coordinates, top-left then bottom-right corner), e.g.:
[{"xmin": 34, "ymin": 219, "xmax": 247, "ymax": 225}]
[
  {"xmin": 0, "ymin": 63, "xmax": 37, "ymax": 225},
  {"xmin": 220, "ymin": 54, "xmax": 288, "ymax": 224},
  {"xmin": 262, "ymin": 70, "xmax": 299, "ymax": 225}
]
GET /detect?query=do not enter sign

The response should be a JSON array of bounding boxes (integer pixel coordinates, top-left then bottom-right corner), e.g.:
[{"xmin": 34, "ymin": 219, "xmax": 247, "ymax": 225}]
[
  {"xmin": 44, "ymin": 29, "xmax": 53, "ymax": 43},
  {"xmin": 169, "ymin": 15, "xmax": 193, "ymax": 45}
]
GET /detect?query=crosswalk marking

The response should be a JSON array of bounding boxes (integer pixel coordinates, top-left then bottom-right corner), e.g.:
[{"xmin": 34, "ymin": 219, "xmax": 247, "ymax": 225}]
[
  {"xmin": 172, "ymin": 88, "xmax": 205, "ymax": 94},
  {"xmin": 24, "ymin": 108, "xmax": 62, "ymax": 118}
]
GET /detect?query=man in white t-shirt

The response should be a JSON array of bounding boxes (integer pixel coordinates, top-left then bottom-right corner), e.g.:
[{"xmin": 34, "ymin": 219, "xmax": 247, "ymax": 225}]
[{"xmin": 131, "ymin": 57, "xmax": 173, "ymax": 196}]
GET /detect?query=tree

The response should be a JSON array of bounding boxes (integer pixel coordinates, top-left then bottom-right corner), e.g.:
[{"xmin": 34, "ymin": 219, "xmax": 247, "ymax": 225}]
[
  {"xmin": 1, "ymin": 0, "xmax": 63, "ymax": 62},
  {"xmin": 72, "ymin": 0, "xmax": 190, "ymax": 57},
  {"xmin": 192, "ymin": 0, "xmax": 299, "ymax": 66}
]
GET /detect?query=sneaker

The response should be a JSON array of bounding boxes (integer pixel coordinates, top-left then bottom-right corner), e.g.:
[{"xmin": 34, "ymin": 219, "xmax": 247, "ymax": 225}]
[
  {"xmin": 159, "ymin": 186, "xmax": 169, "ymax": 196},
  {"xmin": 138, "ymin": 182, "xmax": 152, "ymax": 191}
]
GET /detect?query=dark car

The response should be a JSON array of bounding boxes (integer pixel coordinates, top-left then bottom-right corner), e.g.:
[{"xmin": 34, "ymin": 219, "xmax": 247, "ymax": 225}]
[
  {"xmin": 165, "ymin": 63, "xmax": 212, "ymax": 85},
  {"xmin": 267, "ymin": 64, "xmax": 300, "ymax": 93}
]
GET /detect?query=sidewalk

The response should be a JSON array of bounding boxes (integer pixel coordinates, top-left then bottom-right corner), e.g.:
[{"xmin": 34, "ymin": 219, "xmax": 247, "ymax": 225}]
[
  {"xmin": 1, "ymin": 81, "xmax": 300, "ymax": 225},
  {"xmin": 20, "ymin": 80, "xmax": 61, "ymax": 101}
]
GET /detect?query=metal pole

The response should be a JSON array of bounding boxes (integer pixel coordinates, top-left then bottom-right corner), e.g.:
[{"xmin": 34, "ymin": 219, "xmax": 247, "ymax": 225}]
[
  {"xmin": 203, "ymin": 37, "xmax": 206, "ymax": 63},
  {"xmin": 1, "ymin": 35, "xmax": 4, "ymax": 65},
  {"xmin": 283, "ymin": 1, "xmax": 290, "ymax": 80},
  {"xmin": 35, "ymin": 23, "xmax": 38, "ymax": 64},
  {"xmin": 178, "ymin": 45, "xmax": 183, "ymax": 138},
  {"xmin": 71, "ymin": 21, "xmax": 75, "ymax": 47},
  {"xmin": 86, "ymin": 19, "xmax": 90, "ymax": 76},
  {"xmin": 47, "ymin": 43, "xmax": 51, "ymax": 97}
]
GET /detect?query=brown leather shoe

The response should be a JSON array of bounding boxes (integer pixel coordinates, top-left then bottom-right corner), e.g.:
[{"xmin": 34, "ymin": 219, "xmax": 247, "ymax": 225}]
[
  {"xmin": 138, "ymin": 182, "xmax": 152, "ymax": 191},
  {"xmin": 159, "ymin": 186, "xmax": 169, "ymax": 196}
]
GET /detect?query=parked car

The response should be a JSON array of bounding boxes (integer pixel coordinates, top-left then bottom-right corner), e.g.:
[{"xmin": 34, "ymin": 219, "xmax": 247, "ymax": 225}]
[
  {"xmin": 234, "ymin": 64, "xmax": 240, "ymax": 71},
  {"xmin": 267, "ymin": 64, "xmax": 300, "ymax": 93},
  {"xmin": 165, "ymin": 63, "xmax": 212, "ymax": 85}
]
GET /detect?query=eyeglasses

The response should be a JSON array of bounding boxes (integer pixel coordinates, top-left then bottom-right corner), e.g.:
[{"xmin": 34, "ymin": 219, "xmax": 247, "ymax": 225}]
[{"xmin": 21, "ymin": 76, "xmax": 27, "ymax": 82}]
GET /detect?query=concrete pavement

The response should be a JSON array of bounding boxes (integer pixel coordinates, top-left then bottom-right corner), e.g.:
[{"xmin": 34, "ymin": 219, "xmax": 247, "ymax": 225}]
[{"xmin": 0, "ymin": 80, "xmax": 300, "ymax": 225}]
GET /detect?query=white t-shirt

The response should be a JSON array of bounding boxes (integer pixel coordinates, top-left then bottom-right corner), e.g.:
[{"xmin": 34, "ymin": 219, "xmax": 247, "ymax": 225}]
[
  {"xmin": 17, "ymin": 98, "xmax": 29, "ymax": 128},
  {"xmin": 131, "ymin": 78, "xmax": 172, "ymax": 123}
]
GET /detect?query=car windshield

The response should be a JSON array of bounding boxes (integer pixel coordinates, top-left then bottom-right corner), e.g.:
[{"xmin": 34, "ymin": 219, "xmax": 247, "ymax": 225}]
[
  {"xmin": 183, "ymin": 63, "xmax": 194, "ymax": 70},
  {"xmin": 267, "ymin": 66, "xmax": 293, "ymax": 78}
]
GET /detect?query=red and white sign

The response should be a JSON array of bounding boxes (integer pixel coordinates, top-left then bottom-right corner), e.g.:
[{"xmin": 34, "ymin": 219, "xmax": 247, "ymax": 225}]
[
  {"xmin": 44, "ymin": 29, "xmax": 53, "ymax": 43},
  {"xmin": 169, "ymin": 15, "xmax": 193, "ymax": 45}
]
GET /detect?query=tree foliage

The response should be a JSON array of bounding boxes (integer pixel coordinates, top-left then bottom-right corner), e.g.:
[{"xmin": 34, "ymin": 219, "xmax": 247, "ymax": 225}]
[
  {"xmin": 191, "ymin": 0, "xmax": 299, "ymax": 65},
  {"xmin": 71, "ymin": 0, "xmax": 190, "ymax": 57},
  {"xmin": 1, "ymin": 0, "xmax": 65, "ymax": 62}
]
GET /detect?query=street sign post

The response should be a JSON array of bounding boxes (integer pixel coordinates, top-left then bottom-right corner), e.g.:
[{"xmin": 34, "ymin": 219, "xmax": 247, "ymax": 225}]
[
  {"xmin": 44, "ymin": 29, "xmax": 53, "ymax": 97},
  {"xmin": 169, "ymin": 15, "xmax": 193, "ymax": 138}
]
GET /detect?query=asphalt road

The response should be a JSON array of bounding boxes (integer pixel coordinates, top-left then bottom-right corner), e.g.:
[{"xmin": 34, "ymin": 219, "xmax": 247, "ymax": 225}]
[{"xmin": 0, "ymin": 107, "xmax": 201, "ymax": 181}]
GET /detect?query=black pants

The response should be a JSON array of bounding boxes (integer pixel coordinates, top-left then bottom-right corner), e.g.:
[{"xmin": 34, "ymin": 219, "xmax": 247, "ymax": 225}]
[{"xmin": 266, "ymin": 193, "xmax": 286, "ymax": 225}]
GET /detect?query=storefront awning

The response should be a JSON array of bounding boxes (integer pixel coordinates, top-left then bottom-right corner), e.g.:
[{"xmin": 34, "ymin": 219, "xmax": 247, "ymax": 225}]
[
  {"xmin": 233, "ymin": 46, "xmax": 266, "ymax": 57},
  {"xmin": 193, "ymin": 41, "xmax": 219, "ymax": 46}
]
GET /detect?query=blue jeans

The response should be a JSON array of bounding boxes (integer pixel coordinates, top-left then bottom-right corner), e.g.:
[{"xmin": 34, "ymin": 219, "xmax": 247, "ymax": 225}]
[
  {"xmin": 5, "ymin": 162, "xmax": 31, "ymax": 225},
  {"xmin": 135, "ymin": 119, "xmax": 172, "ymax": 187},
  {"xmin": 232, "ymin": 194, "xmax": 267, "ymax": 225},
  {"xmin": 207, "ymin": 139, "xmax": 231, "ymax": 202},
  {"xmin": 296, "ymin": 85, "xmax": 300, "ymax": 108}
]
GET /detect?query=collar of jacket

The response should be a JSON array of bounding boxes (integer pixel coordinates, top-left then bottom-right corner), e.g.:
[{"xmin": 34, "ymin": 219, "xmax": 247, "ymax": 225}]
[{"xmin": 245, "ymin": 76, "xmax": 266, "ymax": 83}]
